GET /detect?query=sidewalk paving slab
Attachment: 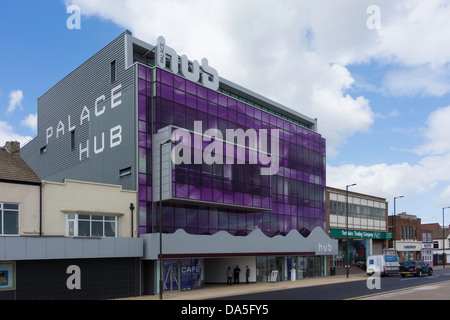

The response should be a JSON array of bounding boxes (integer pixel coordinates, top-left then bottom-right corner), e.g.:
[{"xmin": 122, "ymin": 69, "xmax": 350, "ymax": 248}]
[{"xmin": 118, "ymin": 272, "xmax": 368, "ymax": 300}]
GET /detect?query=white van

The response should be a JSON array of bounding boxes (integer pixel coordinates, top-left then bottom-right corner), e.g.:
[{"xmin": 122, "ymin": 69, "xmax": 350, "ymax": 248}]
[{"xmin": 366, "ymin": 255, "xmax": 400, "ymax": 277}]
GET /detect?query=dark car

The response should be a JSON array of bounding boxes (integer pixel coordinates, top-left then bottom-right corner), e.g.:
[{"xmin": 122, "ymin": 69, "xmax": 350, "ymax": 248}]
[{"xmin": 399, "ymin": 261, "xmax": 433, "ymax": 277}]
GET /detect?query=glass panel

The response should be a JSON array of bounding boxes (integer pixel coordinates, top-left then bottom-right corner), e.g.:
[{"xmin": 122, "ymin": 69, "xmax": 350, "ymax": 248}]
[
  {"xmin": 92, "ymin": 215, "xmax": 103, "ymax": 221},
  {"xmin": 3, "ymin": 204, "xmax": 18, "ymax": 210},
  {"xmin": 68, "ymin": 221, "xmax": 74, "ymax": 236},
  {"xmin": 104, "ymin": 222, "xmax": 116, "ymax": 237},
  {"xmin": 78, "ymin": 221, "xmax": 90, "ymax": 236},
  {"xmin": 78, "ymin": 215, "xmax": 90, "ymax": 220},
  {"xmin": 91, "ymin": 221, "xmax": 103, "ymax": 236},
  {"xmin": 3, "ymin": 211, "xmax": 18, "ymax": 235}
]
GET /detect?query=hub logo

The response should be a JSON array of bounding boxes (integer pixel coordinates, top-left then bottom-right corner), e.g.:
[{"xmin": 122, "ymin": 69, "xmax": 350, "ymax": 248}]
[
  {"xmin": 155, "ymin": 36, "xmax": 219, "ymax": 91},
  {"xmin": 317, "ymin": 243, "xmax": 333, "ymax": 253}
]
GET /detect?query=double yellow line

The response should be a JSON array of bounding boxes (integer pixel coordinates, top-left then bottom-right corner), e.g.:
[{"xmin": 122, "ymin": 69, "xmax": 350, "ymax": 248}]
[{"xmin": 345, "ymin": 279, "xmax": 450, "ymax": 300}]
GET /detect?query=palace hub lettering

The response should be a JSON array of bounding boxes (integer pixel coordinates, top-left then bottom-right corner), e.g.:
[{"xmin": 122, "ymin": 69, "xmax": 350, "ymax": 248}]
[{"xmin": 45, "ymin": 84, "xmax": 123, "ymax": 161}]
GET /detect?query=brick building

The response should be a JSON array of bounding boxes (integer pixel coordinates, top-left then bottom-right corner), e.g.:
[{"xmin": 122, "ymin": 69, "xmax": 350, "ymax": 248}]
[{"xmin": 388, "ymin": 212, "xmax": 422, "ymax": 262}]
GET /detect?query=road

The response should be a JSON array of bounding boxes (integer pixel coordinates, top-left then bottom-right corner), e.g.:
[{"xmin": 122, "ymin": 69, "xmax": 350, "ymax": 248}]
[{"xmin": 212, "ymin": 268, "xmax": 450, "ymax": 300}]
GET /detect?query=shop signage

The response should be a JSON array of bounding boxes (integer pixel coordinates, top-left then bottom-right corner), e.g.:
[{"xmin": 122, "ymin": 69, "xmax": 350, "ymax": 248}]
[
  {"xmin": 330, "ymin": 229, "xmax": 392, "ymax": 240},
  {"xmin": 0, "ymin": 271, "xmax": 8, "ymax": 286},
  {"xmin": 396, "ymin": 242, "xmax": 421, "ymax": 251},
  {"xmin": 155, "ymin": 36, "xmax": 219, "ymax": 91}
]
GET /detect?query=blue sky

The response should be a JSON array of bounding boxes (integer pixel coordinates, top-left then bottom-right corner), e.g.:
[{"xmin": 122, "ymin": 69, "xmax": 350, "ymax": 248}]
[{"xmin": 2, "ymin": 0, "xmax": 450, "ymax": 225}]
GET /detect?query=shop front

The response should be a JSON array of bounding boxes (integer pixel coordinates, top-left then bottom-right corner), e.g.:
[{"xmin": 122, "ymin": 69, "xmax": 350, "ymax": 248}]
[
  {"xmin": 163, "ymin": 259, "xmax": 204, "ymax": 292},
  {"xmin": 143, "ymin": 226, "xmax": 338, "ymax": 294},
  {"xmin": 329, "ymin": 229, "xmax": 392, "ymax": 273},
  {"xmin": 395, "ymin": 242, "xmax": 422, "ymax": 262},
  {"xmin": 256, "ymin": 255, "xmax": 326, "ymax": 282},
  {"xmin": 422, "ymin": 243, "xmax": 433, "ymax": 266}
]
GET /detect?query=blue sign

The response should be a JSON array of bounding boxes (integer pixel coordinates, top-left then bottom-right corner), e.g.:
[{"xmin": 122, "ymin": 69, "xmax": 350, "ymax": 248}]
[{"xmin": 385, "ymin": 256, "xmax": 399, "ymax": 261}]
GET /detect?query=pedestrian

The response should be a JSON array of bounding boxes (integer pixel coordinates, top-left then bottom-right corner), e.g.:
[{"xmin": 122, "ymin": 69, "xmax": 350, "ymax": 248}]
[
  {"xmin": 227, "ymin": 267, "xmax": 232, "ymax": 286},
  {"xmin": 233, "ymin": 265, "xmax": 241, "ymax": 284},
  {"xmin": 246, "ymin": 266, "xmax": 250, "ymax": 284}
]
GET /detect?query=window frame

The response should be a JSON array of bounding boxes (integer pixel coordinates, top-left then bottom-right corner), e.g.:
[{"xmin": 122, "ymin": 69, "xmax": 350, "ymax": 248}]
[
  {"xmin": 66, "ymin": 213, "xmax": 119, "ymax": 238},
  {"xmin": 111, "ymin": 60, "xmax": 116, "ymax": 83},
  {"xmin": 0, "ymin": 202, "xmax": 20, "ymax": 236}
]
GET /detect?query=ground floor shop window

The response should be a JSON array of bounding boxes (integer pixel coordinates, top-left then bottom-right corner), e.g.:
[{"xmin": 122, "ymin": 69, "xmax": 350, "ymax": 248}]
[
  {"xmin": 163, "ymin": 259, "xmax": 204, "ymax": 292},
  {"xmin": 256, "ymin": 257, "xmax": 282, "ymax": 282},
  {"xmin": 401, "ymin": 251, "xmax": 419, "ymax": 262},
  {"xmin": 333, "ymin": 239, "xmax": 368, "ymax": 269},
  {"xmin": 0, "ymin": 263, "xmax": 15, "ymax": 290},
  {"xmin": 256, "ymin": 256, "xmax": 325, "ymax": 282},
  {"xmin": 422, "ymin": 249, "xmax": 432, "ymax": 263}
]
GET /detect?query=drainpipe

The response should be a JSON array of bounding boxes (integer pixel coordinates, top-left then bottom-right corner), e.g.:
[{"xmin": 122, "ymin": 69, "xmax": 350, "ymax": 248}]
[
  {"xmin": 130, "ymin": 203, "xmax": 135, "ymax": 238},
  {"xmin": 39, "ymin": 183, "xmax": 43, "ymax": 236}
]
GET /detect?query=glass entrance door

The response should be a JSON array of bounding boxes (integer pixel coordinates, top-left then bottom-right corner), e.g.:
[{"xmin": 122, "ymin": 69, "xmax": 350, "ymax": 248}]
[{"xmin": 164, "ymin": 260, "xmax": 180, "ymax": 292}]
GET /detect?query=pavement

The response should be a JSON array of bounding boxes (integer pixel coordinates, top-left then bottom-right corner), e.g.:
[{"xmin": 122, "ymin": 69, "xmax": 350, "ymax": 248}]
[
  {"xmin": 119, "ymin": 266, "xmax": 450, "ymax": 300},
  {"xmin": 357, "ymin": 265, "xmax": 450, "ymax": 300},
  {"xmin": 119, "ymin": 272, "xmax": 368, "ymax": 300}
]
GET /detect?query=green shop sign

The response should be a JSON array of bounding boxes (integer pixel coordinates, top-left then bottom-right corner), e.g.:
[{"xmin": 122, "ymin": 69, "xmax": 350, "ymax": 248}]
[{"xmin": 330, "ymin": 229, "xmax": 392, "ymax": 240}]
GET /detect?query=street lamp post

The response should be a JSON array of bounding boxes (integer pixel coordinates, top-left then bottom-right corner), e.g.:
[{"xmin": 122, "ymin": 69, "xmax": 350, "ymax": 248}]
[
  {"xmin": 443, "ymin": 207, "xmax": 450, "ymax": 268},
  {"xmin": 393, "ymin": 196, "xmax": 404, "ymax": 251},
  {"xmin": 159, "ymin": 138, "xmax": 172, "ymax": 300},
  {"xmin": 346, "ymin": 183, "xmax": 357, "ymax": 279}
]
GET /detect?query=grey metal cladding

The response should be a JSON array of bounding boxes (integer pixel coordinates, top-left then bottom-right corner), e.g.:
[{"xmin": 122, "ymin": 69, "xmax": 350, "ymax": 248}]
[{"xmin": 21, "ymin": 31, "xmax": 136, "ymax": 189}]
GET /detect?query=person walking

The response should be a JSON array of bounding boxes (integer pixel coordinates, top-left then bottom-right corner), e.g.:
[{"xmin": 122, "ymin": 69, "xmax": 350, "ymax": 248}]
[
  {"xmin": 226, "ymin": 267, "xmax": 233, "ymax": 286},
  {"xmin": 245, "ymin": 266, "xmax": 250, "ymax": 284},
  {"xmin": 233, "ymin": 265, "xmax": 241, "ymax": 284}
]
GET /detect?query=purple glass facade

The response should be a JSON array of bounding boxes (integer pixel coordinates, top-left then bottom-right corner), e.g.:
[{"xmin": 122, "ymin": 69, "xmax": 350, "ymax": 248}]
[{"xmin": 138, "ymin": 64, "xmax": 326, "ymax": 238}]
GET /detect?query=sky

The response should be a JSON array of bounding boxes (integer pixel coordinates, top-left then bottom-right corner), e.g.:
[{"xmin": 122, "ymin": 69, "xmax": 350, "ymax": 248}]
[{"xmin": 1, "ymin": 0, "xmax": 450, "ymax": 225}]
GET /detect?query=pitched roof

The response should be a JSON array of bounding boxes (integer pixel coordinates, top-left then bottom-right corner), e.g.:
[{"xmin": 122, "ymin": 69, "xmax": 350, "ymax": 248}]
[
  {"xmin": 0, "ymin": 144, "xmax": 41, "ymax": 185},
  {"xmin": 432, "ymin": 228, "xmax": 450, "ymax": 240}
]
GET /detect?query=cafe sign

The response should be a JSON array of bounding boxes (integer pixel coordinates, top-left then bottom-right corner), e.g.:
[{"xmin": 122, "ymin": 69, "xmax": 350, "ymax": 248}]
[{"xmin": 330, "ymin": 229, "xmax": 392, "ymax": 240}]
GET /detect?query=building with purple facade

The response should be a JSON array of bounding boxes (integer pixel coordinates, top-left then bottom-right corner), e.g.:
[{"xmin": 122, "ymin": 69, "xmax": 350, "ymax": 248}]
[{"xmin": 22, "ymin": 31, "xmax": 337, "ymax": 296}]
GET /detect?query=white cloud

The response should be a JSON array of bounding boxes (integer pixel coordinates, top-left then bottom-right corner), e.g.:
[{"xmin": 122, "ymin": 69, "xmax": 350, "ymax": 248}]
[
  {"xmin": 21, "ymin": 113, "xmax": 37, "ymax": 133},
  {"xmin": 415, "ymin": 105, "xmax": 450, "ymax": 156},
  {"xmin": 382, "ymin": 65, "xmax": 450, "ymax": 97},
  {"xmin": 0, "ymin": 121, "xmax": 32, "ymax": 147},
  {"xmin": 66, "ymin": 0, "xmax": 450, "ymax": 157},
  {"xmin": 437, "ymin": 185, "xmax": 450, "ymax": 207},
  {"xmin": 69, "ymin": 0, "xmax": 377, "ymax": 158},
  {"xmin": 327, "ymin": 153, "xmax": 450, "ymax": 200},
  {"xmin": 6, "ymin": 90, "xmax": 24, "ymax": 115}
]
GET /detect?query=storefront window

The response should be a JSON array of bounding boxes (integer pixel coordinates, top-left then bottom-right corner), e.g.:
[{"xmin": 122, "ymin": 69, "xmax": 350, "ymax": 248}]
[
  {"xmin": 163, "ymin": 259, "xmax": 204, "ymax": 292},
  {"xmin": 256, "ymin": 256, "xmax": 324, "ymax": 282},
  {"xmin": 0, "ymin": 263, "xmax": 15, "ymax": 290}
]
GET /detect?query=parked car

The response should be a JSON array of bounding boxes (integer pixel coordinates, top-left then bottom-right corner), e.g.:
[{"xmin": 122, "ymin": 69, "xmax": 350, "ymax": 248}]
[
  {"xmin": 366, "ymin": 255, "xmax": 400, "ymax": 277},
  {"xmin": 399, "ymin": 261, "xmax": 433, "ymax": 277}
]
